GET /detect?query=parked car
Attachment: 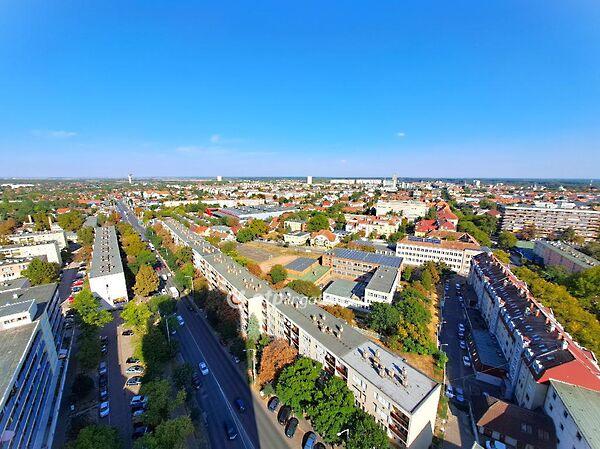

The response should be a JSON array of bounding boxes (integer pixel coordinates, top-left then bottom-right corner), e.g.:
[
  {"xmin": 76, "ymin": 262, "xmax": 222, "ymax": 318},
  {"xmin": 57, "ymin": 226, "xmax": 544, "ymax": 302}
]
[
  {"xmin": 127, "ymin": 357, "xmax": 141, "ymax": 364},
  {"xmin": 98, "ymin": 374, "xmax": 108, "ymax": 388},
  {"xmin": 303, "ymin": 432, "xmax": 317, "ymax": 449},
  {"xmin": 285, "ymin": 417, "xmax": 299, "ymax": 438},
  {"xmin": 71, "ymin": 286, "xmax": 83, "ymax": 293},
  {"xmin": 126, "ymin": 365, "xmax": 145, "ymax": 375},
  {"xmin": 122, "ymin": 329, "xmax": 134, "ymax": 336},
  {"xmin": 98, "ymin": 361, "xmax": 107, "ymax": 375},
  {"xmin": 126, "ymin": 376, "xmax": 143, "ymax": 386},
  {"xmin": 463, "ymin": 355, "xmax": 472, "ymax": 367},
  {"xmin": 199, "ymin": 361, "xmax": 209, "ymax": 376},
  {"xmin": 446, "ymin": 385, "xmax": 464, "ymax": 398},
  {"xmin": 234, "ymin": 398, "xmax": 246, "ymax": 413},
  {"xmin": 457, "ymin": 323, "xmax": 465, "ymax": 332},
  {"xmin": 277, "ymin": 405, "xmax": 291, "ymax": 425},
  {"xmin": 192, "ymin": 373, "xmax": 202, "ymax": 390},
  {"xmin": 58, "ymin": 348, "xmax": 68, "ymax": 360},
  {"xmin": 176, "ymin": 315, "xmax": 184, "ymax": 326},
  {"xmin": 485, "ymin": 441, "xmax": 507, "ymax": 449},
  {"xmin": 132, "ymin": 408, "xmax": 145, "ymax": 418},
  {"xmin": 224, "ymin": 420, "xmax": 238, "ymax": 440},
  {"xmin": 98, "ymin": 401, "xmax": 110, "ymax": 418},
  {"xmin": 130, "ymin": 395, "xmax": 148, "ymax": 407},
  {"xmin": 99, "ymin": 385, "xmax": 108, "ymax": 401},
  {"xmin": 71, "ymin": 280, "xmax": 84, "ymax": 287},
  {"xmin": 268, "ymin": 396, "xmax": 280, "ymax": 412},
  {"xmin": 459, "ymin": 340, "xmax": 467, "ymax": 350},
  {"xmin": 231, "ymin": 355, "xmax": 240, "ymax": 364},
  {"xmin": 132, "ymin": 423, "xmax": 149, "ymax": 440},
  {"xmin": 160, "ymin": 288, "xmax": 167, "ymax": 296}
]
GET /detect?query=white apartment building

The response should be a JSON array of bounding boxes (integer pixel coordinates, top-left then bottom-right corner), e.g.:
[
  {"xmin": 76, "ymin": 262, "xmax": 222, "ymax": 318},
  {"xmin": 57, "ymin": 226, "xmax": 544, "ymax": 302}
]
[
  {"xmin": 89, "ymin": 226, "xmax": 128, "ymax": 309},
  {"xmin": 0, "ymin": 241, "xmax": 62, "ymax": 265},
  {"xmin": 161, "ymin": 218, "xmax": 441, "ymax": 449},
  {"xmin": 533, "ymin": 240, "xmax": 599, "ymax": 274},
  {"xmin": 0, "ymin": 283, "xmax": 67, "ymax": 449},
  {"xmin": 344, "ymin": 214, "xmax": 401, "ymax": 238},
  {"xmin": 500, "ymin": 205, "xmax": 600, "ymax": 241},
  {"xmin": 8, "ymin": 230, "xmax": 68, "ymax": 250},
  {"xmin": 468, "ymin": 252, "xmax": 600, "ymax": 410},
  {"xmin": 542, "ymin": 380, "xmax": 599, "ymax": 449},
  {"xmin": 0, "ymin": 258, "xmax": 34, "ymax": 281},
  {"xmin": 375, "ymin": 200, "xmax": 429, "ymax": 221},
  {"xmin": 396, "ymin": 236, "xmax": 483, "ymax": 275}
]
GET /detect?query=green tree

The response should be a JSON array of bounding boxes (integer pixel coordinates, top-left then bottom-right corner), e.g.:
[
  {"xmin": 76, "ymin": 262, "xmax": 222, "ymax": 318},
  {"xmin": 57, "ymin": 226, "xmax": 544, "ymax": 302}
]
[
  {"xmin": 493, "ymin": 249, "xmax": 510, "ymax": 264},
  {"xmin": 276, "ymin": 357, "xmax": 321, "ymax": 413},
  {"xmin": 121, "ymin": 300, "xmax": 153, "ymax": 331},
  {"xmin": 67, "ymin": 425, "xmax": 123, "ymax": 449},
  {"xmin": 306, "ymin": 213, "xmax": 329, "ymax": 232},
  {"xmin": 347, "ymin": 411, "xmax": 389, "ymax": 449},
  {"xmin": 421, "ymin": 269, "xmax": 433, "ymax": 291},
  {"xmin": 72, "ymin": 373, "xmax": 95, "ymax": 397},
  {"xmin": 287, "ymin": 280, "xmax": 321, "ymax": 298},
  {"xmin": 174, "ymin": 246, "xmax": 193, "ymax": 266},
  {"xmin": 77, "ymin": 335, "xmax": 102, "ymax": 371},
  {"xmin": 135, "ymin": 416, "xmax": 194, "ymax": 449},
  {"xmin": 269, "ymin": 264, "xmax": 288, "ymax": 284},
  {"xmin": 247, "ymin": 313, "xmax": 261, "ymax": 343},
  {"xmin": 497, "ymin": 231, "xmax": 517, "ymax": 249},
  {"xmin": 368, "ymin": 302, "xmax": 401, "ymax": 335},
  {"xmin": 72, "ymin": 290, "xmax": 113, "ymax": 328},
  {"xmin": 141, "ymin": 379, "xmax": 186, "ymax": 427},
  {"xmin": 77, "ymin": 226, "xmax": 95, "ymax": 246},
  {"xmin": 57, "ymin": 210, "xmax": 85, "ymax": 231},
  {"xmin": 247, "ymin": 219, "xmax": 268, "ymax": 236},
  {"xmin": 173, "ymin": 363, "xmax": 194, "ymax": 389},
  {"xmin": 401, "ymin": 265, "xmax": 414, "ymax": 282},
  {"xmin": 309, "ymin": 376, "xmax": 355, "ymax": 443},
  {"xmin": 21, "ymin": 258, "xmax": 60, "ymax": 285},
  {"xmin": 134, "ymin": 265, "xmax": 160, "ymax": 297},
  {"xmin": 236, "ymin": 227, "xmax": 255, "ymax": 243},
  {"xmin": 559, "ymin": 227, "xmax": 578, "ymax": 243}
]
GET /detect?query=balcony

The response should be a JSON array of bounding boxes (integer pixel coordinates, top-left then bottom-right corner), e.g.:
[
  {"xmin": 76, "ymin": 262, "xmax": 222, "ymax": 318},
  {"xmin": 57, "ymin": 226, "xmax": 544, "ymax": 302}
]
[{"xmin": 390, "ymin": 408, "xmax": 410, "ymax": 428}]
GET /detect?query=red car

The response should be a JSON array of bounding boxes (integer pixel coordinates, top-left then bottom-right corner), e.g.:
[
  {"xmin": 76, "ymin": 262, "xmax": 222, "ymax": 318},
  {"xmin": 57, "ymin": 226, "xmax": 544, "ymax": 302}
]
[
  {"xmin": 67, "ymin": 295, "xmax": 75, "ymax": 303},
  {"xmin": 72, "ymin": 280, "xmax": 84, "ymax": 287}
]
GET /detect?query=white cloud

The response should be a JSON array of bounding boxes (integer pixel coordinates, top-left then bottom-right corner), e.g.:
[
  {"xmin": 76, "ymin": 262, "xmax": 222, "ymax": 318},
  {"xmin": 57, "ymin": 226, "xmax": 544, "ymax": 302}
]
[
  {"xmin": 209, "ymin": 134, "xmax": 221, "ymax": 144},
  {"xmin": 396, "ymin": 132, "xmax": 406, "ymax": 138},
  {"xmin": 32, "ymin": 129, "xmax": 77, "ymax": 139}
]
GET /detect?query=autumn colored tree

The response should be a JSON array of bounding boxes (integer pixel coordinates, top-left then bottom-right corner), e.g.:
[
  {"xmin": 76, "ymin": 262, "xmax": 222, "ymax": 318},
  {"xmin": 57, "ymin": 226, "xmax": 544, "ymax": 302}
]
[
  {"xmin": 258, "ymin": 339, "xmax": 298, "ymax": 386},
  {"xmin": 134, "ymin": 265, "xmax": 160, "ymax": 297},
  {"xmin": 321, "ymin": 304, "xmax": 355, "ymax": 324}
]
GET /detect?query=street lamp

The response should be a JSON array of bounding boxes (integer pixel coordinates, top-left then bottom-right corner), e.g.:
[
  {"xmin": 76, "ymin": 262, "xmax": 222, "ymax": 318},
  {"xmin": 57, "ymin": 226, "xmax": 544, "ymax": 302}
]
[{"xmin": 337, "ymin": 428, "xmax": 349, "ymax": 440}]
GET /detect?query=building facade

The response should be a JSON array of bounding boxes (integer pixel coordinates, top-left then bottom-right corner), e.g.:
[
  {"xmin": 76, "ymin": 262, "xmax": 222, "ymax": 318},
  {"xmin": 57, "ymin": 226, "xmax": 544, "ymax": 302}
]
[
  {"xmin": 0, "ymin": 258, "xmax": 34, "ymax": 281},
  {"xmin": 533, "ymin": 240, "xmax": 599, "ymax": 274},
  {"xmin": 7, "ymin": 230, "xmax": 68, "ymax": 251},
  {"xmin": 89, "ymin": 226, "xmax": 128, "ymax": 309},
  {"xmin": 500, "ymin": 205, "xmax": 600, "ymax": 241},
  {"xmin": 375, "ymin": 200, "xmax": 429, "ymax": 221},
  {"xmin": 160, "ymin": 218, "xmax": 440, "ymax": 449},
  {"xmin": 321, "ymin": 248, "xmax": 403, "ymax": 282},
  {"xmin": 0, "ymin": 242, "xmax": 62, "ymax": 265}
]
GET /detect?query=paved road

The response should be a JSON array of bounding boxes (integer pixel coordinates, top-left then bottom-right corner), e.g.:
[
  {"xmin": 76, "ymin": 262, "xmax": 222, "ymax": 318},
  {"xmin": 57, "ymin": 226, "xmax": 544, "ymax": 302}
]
[{"xmin": 115, "ymin": 200, "xmax": 148, "ymax": 240}]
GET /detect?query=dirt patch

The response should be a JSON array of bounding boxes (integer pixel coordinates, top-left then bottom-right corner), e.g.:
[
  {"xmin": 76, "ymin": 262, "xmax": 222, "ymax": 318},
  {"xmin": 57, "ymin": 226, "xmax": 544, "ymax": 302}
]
[{"xmin": 259, "ymin": 254, "xmax": 298, "ymax": 272}]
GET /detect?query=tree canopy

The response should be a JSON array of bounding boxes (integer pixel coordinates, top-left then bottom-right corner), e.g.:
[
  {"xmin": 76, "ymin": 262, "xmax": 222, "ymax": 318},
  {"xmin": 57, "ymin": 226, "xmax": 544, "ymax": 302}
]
[
  {"xmin": 269, "ymin": 264, "xmax": 288, "ymax": 284},
  {"xmin": 276, "ymin": 357, "xmax": 321, "ymax": 413},
  {"xmin": 67, "ymin": 425, "xmax": 122, "ymax": 449},
  {"xmin": 21, "ymin": 258, "xmax": 60, "ymax": 285},
  {"xmin": 57, "ymin": 210, "xmax": 85, "ymax": 231},
  {"xmin": 134, "ymin": 265, "xmax": 160, "ymax": 297},
  {"xmin": 72, "ymin": 289, "xmax": 113, "ymax": 328}
]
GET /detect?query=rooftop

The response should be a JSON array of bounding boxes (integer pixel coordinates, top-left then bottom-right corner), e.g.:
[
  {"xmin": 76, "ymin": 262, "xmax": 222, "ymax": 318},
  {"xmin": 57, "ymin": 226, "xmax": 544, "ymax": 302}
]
[
  {"xmin": 326, "ymin": 248, "xmax": 403, "ymax": 269},
  {"xmin": 89, "ymin": 226, "xmax": 125, "ymax": 278},
  {"xmin": 365, "ymin": 266, "xmax": 398, "ymax": 294},
  {"xmin": 285, "ymin": 257, "xmax": 318, "ymax": 273},
  {"xmin": 535, "ymin": 239, "xmax": 599, "ymax": 269},
  {"xmin": 398, "ymin": 235, "xmax": 481, "ymax": 251},
  {"xmin": 323, "ymin": 279, "xmax": 365, "ymax": 299}
]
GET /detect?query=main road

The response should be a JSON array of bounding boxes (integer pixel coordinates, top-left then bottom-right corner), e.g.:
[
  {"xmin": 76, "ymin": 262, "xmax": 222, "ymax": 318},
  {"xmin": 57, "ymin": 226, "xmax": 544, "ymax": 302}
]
[{"xmin": 115, "ymin": 200, "xmax": 293, "ymax": 449}]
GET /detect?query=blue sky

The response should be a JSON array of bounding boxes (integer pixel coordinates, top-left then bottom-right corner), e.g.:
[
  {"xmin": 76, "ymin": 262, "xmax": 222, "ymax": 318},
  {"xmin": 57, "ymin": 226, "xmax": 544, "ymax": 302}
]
[{"xmin": 0, "ymin": 1, "xmax": 599, "ymax": 178}]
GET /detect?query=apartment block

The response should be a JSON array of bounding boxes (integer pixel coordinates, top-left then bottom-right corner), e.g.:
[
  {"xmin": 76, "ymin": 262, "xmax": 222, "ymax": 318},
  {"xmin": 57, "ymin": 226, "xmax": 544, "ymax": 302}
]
[
  {"xmin": 8, "ymin": 230, "xmax": 68, "ymax": 250},
  {"xmin": 468, "ymin": 252, "xmax": 600, "ymax": 410},
  {"xmin": 500, "ymin": 205, "xmax": 600, "ymax": 241},
  {"xmin": 542, "ymin": 380, "xmax": 600, "ymax": 449},
  {"xmin": 344, "ymin": 214, "xmax": 401, "ymax": 238},
  {"xmin": 0, "ymin": 283, "xmax": 66, "ymax": 449},
  {"xmin": 321, "ymin": 248, "xmax": 403, "ymax": 282},
  {"xmin": 533, "ymin": 240, "xmax": 599, "ymax": 274},
  {"xmin": 0, "ymin": 242, "xmax": 62, "ymax": 265},
  {"xmin": 375, "ymin": 200, "xmax": 429, "ymax": 221},
  {"xmin": 396, "ymin": 236, "xmax": 483, "ymax": 275},
  {"xmin": 0, "ymin": 258, "xmax": 35, "ymax": 281},
  {"xmin": 160, "ymin": 218, "xmax": 440, "ymax": 449},
  {"xmin": 89, "ymin": 226, "xmax": 128, "ymax": 309}
]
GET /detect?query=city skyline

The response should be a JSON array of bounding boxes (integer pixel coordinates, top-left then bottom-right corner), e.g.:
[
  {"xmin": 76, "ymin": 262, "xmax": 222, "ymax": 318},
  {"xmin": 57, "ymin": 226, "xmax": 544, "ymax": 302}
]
[{"xmin": 1, "ymin": 2, "xmax": 599, "ymax": 178}]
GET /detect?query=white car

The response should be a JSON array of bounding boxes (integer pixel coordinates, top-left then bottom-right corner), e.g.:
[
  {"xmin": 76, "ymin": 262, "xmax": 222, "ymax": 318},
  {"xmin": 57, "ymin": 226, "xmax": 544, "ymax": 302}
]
[
  {"xmin": 99, "ymin": 401, "xmax": 110, "ymax": 418},
  {"xmin": 126, "ymin": 365, "xmax": 145, "ymax": 375},
  {"xmin": 460, "ymin": 340, "xmax": 467, "ymax": 350},
  {"xmin": 463, "ymin": 355, "xmax": 472, "ymax": 367},
  {"xmin": 199, "ymin": 361, "xmax": 209, "ymax": 376},
  {"xmin": 130, "ymin": 395, "xmax": 148, "ymax": 407},
  {"xmin": 176, "ymin": 315, "xmax": 184, "ymax": 326},
  {"xmin": 446, "ymin": 385, "xmax": 465, "ymax": 398},
  {"xmin": 486, "ymin": 441, "xmax": 507, "ymax": 449}
]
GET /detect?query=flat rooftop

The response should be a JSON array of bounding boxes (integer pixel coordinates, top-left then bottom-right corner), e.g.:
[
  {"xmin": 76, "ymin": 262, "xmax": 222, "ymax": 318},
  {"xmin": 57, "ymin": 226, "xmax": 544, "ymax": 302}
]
[
  {"xmin": 323, "ymin": 279, "xmax": 365, "ymax": 299},
  {"xmin": 327, "ymin": 248, "xmax": 403, "ymax": 269},
  {"xmin": 89, "ymin": 226, "xmax": 125, "ymax": 278},
  {"xmin": 285, "ymin": 257, "xmax": 317, "ymax": 273},
  {"xmin": 365, "ymin": 266, "xmax": 398, "ymax": 294},
  {"xmin": 536, "ymin": 240, "xmax": 599, "ymax": 268}
]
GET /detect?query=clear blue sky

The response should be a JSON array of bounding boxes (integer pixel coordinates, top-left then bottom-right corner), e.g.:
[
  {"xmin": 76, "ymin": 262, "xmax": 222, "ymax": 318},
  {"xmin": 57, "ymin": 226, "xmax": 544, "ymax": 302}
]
[{"xmin": 1, "ymin": 1, "xmax": 599, "ymax": 179}]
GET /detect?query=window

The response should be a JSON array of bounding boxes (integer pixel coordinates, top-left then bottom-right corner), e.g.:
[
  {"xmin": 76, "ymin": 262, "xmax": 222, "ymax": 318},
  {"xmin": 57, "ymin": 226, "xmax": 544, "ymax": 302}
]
[
  {"xmin": 576, "ymin": 432, "xmax": 582, "ymax": 441},
  {"xmin": 521, "ymin": 423, "xmax": 532, "ymax": 434},
  {"xmin": 563, "ymin": 410, "xmax": 568, "ymax": 418},
  {"xmin": 560, "ymin": 423, "xmax": 564, "ymax": 431},
  {"xmin": 552, "ymin": 391, "xmax": 557, "ymax": 400}
]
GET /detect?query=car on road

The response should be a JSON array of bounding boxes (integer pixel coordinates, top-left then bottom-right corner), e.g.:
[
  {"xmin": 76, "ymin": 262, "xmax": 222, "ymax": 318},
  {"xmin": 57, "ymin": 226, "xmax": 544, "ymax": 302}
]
[
  {"xmin": 126, "ymin": 376, "xmax": 143, "ymax": 386},
  {"xmin": 460, "ymin": 340, "xmax": 467, "ymax": 350},
  {"xmin": 99, "ymin": 385, "xmax": 108, "ymax": 401},
  {"xmin": 98, "ymin": 401, "xmax": 110, "ymax": 418},
  {"xmin": 199, "ymin": 361, "xmax": 209, "ymax": 376},
  {"xmin": 234, "ymin": 398, "xmax": 246, "ymax": 413},
  {"xmin": 463, "ymin": 355, "xmax": 472, "ymax": 367},
  {"xmin": 130, "ymin": 395, "xmax": 148, "ymax": 407},
  {"xmin": 127, "ymin": 357, "xmax": 141, "ymax": 364},
  {"xmin": 303, "ymin": 432, "xmax": 317, "ymax": 449},
  {"xmin": 485, "ymin": 441, "xmax": 507, "ymax": 449},
  {"xmin": 126, "ymin": 365, "xmax": 145, "ymax": 375},
  {"xmin": 457, "ymin": 323, "xmax": 465, "ymax": 332},
  {"xmin": 268, "ymin": 396, "xmax": 280, "ymax": 412},
  {"xmin": 224, "ymin": 420, "xmax": 238, "ymax": 440},
  {"xmin": 122, "ymin": 329, "xmax": 134, "ymax": 336},
  {"xmin": 192, "ymin": 373, "xmax": 202, "ymax": 390},
  {"xmin": 98, "ymin": 361, "xmax": 107, "ymax": 375},
  {"xmin": 285, "ymin": 417, "xmax": 299, "ymax": 438},
  {"xmin": 278, "ymin": 405, "xmax": 292, "ymax": 425},
  {"xmin": 176, "ymin": 315, "xmax": 184, "ymax": 326},
  {"xmin": 99, "ymin": 374, "xmax": 108, "ymax": 388}
]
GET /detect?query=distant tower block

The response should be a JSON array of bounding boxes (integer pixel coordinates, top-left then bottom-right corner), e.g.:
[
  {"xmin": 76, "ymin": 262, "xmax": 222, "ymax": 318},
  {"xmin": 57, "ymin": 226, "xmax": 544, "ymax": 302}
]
[
  {"xmin": 216, "ymin": 175, "xmax": 223, "ymax": 182},
  {"xmin": 128, "ymin": 173, "xmax": 133, "ymax": 185},
  {"xmin": 307, "ymin": 176, "xmax": 313, "ymax": 185},
  {"xmin": 392, "ymin": 174, "xmax": 397, "ymax": 187}
]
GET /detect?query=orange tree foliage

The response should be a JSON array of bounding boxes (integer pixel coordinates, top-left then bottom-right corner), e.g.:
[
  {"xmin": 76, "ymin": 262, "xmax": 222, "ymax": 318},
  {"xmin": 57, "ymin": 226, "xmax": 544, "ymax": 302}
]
[
  {"xmin": 321, "ymin": 305, "xmax": 356, "ymax": 325},
  {"xmin": 258, "ymin": 339, "xmax": 298, "ymax": 387}
]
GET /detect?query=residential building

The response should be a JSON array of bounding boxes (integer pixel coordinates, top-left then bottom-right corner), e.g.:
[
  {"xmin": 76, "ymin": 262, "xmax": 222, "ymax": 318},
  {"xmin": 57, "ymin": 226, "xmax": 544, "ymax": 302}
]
[
  {"xmin": 349, "ymin": 239, "xmax": 396, "ymax": 256},
  {"xmin": 344, "ymin": 214, "xmax": 401, "ymax": 238},
  {"xmin": 0, "ymin": 283, "xmax": 67, "ymax": 449},
  {"xmin": 468, "ymin": 252, "xmax": 600, "ymax": 409},
  {"xmin": 212, "ymin": 204, "xmax": 298, "ymax": 221},
  {"xmin": 310, "ymin": 230, "xmax": 340, "ymax": 248},
  {"xmin": 533, "ymin": 240, "xmax": 599, "ymax": 274},
  {"xmin": 89, "ymin": 226, "xmax": 128, "ymax": 309},
  {"xmin": 396, "ymin": 236, "xmax": 483, "ymax": 275},
  {"xmin": 375, "ymin": 200, "xmax": 429, "ymax": 221},
  {"xmin": 322, "ymin": 280, "xmax": 367, "ymax": 310},
  {"xmin": 283, "ymin": 231, "xmax": 310, "ymax": 246},
  {"xmin": 160, "ymin": 218, "xmax": 440, "ymax": 449},
  {"xmin": 0, "ymin": 242, "xmax": 62, "ymax": 265},
  {"xmin": 364, "ymin": 266, "xmax": 399, "ymax": 306},
  {"xmin": 543, "ymin": 380, "xmax": 600, "ymax": 449},
  {"xmin": 8, "ymin": 230, "xmax": 68, "ymax": 250},
  {"xmin": 500, "ymin": 205, "xmax": 600, "ymax": 241},
  {"xmin": 284, "ymin": 257, "xmax": 319, "ymax": 277},
  {"xmin": 285, "ymin": 219, "xmax": 306, "ymax": 232},
  {"xmin": 307, "ymin": 176, "xmax": 313, "ymax": 185},
  {"xmin": 322, "ymin": 248, "xmax": 403, "ymax": 282},
  {"xmin": 0, "ymin": 258, "xmax": 35, "ymax": 281},
  {"xmin": 475, "ymin": 395, "xmax": 556, "ymax": 449}
]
